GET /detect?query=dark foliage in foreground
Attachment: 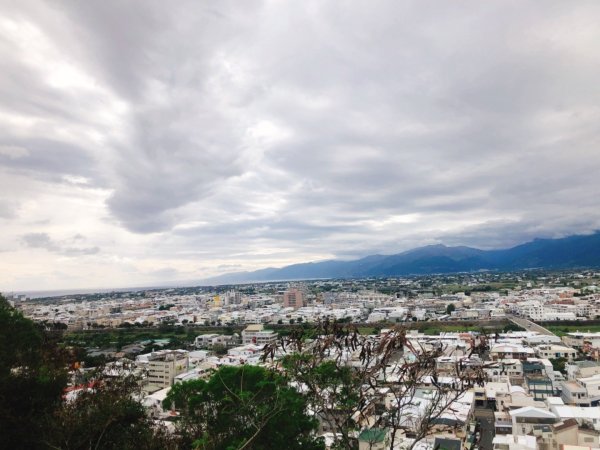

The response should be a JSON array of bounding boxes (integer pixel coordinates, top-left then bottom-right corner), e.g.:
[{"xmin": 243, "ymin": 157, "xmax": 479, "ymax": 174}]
[
  {"xmin": 0, "ymin": 295, "xmax": 173, "ymax": 449},
  {"xmin": 165, "ymin": 365, "xmax": 324, "ymax": 450}
]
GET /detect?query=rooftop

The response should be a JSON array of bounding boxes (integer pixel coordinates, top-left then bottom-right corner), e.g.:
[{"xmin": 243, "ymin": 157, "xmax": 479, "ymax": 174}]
[
  {"xmin": 573, "ymin": 360, "xmax": 600, "ymax": 369},
  {"xmin": 358, "ymin": 428, "xmax": 388, "ymax": 443}
]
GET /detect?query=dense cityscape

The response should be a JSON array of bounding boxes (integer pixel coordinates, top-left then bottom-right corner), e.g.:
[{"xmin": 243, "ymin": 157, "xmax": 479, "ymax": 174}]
[{"xmin": 3, "ymin": 270, "xmax": 600, "ymax": 449}]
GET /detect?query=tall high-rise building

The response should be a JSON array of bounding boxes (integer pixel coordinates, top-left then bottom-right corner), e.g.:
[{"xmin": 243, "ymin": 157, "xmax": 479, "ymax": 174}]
[
  {"xmin": 223, "ymin": 290, "xmax": 242, "ymax": 306},
  {"xmin": 145, "ymin": 350, "xmax": 189, "ymax": 390},
  {"xmin": 283, "ymin": 288, "xmax": 306, "ymax": 309}
]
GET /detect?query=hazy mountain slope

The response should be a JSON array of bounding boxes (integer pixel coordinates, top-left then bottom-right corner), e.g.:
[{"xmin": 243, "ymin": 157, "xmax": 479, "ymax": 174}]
[
  {"xmin": 202, "ymin": 232, "xmax": 600, "ymax": 285},
  {"xmin": 484, "ymin": 233, "xmax": 600, "ymax": 269}
]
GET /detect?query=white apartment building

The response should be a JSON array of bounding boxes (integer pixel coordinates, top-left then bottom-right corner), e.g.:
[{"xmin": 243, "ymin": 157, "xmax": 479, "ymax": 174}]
[
  {"xmin": 194, "ymin": 333, "xmax": 238, "ymax": 349},
  {"xmin": 145, "ymin": 350, "xmax": 189, "ymax": 390},
  {"xmin": 563, "ymin": 332, "xmax": 600, "ymax": 349},
  {"xmin": 509, "ymin": 407, "xmax": 557, "ymax": 436},
  {"xmin": 241, "ymin": 324, "xmax": 278, "ymax": 345},
  {"xmin": 579, "ymin": 374, "xmax": 600, "ymax": 400},
  {"xmin": 535, "ymin": 345, "xmax": 578, "ymax": 361},
  {"xmin": 515, "ymin": 301, "xmax": 578, "ymax": 321},
  {"xmin": 566, "ymin": 361, "xmax": 600, "ymax": 381}
]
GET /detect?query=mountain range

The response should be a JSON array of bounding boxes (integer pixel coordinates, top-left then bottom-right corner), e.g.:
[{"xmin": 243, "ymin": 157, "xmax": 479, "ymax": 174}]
[{"xmin": 203, "ymin": 232, "xmax": 600, "ymax": 285}]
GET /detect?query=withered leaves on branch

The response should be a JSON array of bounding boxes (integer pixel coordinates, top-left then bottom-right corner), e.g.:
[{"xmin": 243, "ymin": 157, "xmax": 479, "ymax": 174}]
[{"xmin": 261, "ymin": 320, "xmax": 490, "ymax": 450}]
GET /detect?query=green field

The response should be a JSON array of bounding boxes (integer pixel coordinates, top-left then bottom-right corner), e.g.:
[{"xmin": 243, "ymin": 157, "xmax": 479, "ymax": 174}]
[
  {"xmin": 61, "ymin": 319, "xmax": 517, "ymax": 351},
  {"xmin": 442, "ymin": 282, "xmax": 517, "ymax": 294},
  {"xmin": 357, "ymin": 326, "xmax": 377, "ymax": 335},
  {"xmin": 357, "ymin": 320, "xmax": 515, "ymax": 336},
  {"xmin": 62, "ymin": 325, "xmax": 230, "ymax": 349},
  {"xmin": 546, "ymin": 324, "xmax": 600, "ymax": 337}
]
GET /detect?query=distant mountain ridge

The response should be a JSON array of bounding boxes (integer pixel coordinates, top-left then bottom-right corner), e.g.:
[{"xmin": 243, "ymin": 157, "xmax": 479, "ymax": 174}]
[{"xmin": 202, "ymin": 232, "xmax": 600, "ymax": 285}]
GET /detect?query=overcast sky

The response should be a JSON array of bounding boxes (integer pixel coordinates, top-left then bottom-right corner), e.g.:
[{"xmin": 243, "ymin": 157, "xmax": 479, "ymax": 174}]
[{"xmin": 1, "ymin": 1, "xmax": 600, "ymax": 291}]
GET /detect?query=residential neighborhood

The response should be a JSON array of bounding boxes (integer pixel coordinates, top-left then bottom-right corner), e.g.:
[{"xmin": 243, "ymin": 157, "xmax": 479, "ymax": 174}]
[{"xmin": 8, "ymin": 271, "xmax": 600, "ymax": 449}]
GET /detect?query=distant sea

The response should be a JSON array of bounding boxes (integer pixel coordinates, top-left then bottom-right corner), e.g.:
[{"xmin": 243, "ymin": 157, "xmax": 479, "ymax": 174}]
[
  {"xmin": 11, "ymin": 285, "xmax": 173, "ymax": 299},
  {"xmin": 6, "ymin": 278, "xmax": 228, "ymax": 299}
]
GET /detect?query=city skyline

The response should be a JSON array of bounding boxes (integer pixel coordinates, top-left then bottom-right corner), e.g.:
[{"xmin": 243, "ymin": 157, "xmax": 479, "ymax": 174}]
[{"xmin": 2, "ymin": 1, "xmax": 600, "ymax": 290}]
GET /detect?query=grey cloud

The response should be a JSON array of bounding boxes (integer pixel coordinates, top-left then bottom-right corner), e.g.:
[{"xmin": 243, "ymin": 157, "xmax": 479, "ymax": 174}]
[
  {"xmin": 3, "ymin": 0, "xmax": 600, "ymax": 284},
  {"xmin": 61, "ymin": 247, "xmax": 101, "ymax": 256},
  {"xmin": 0, "ymin": 199, "xmax": 18, "ymax": 219},
  {"xmin": 438, "ymin": 219, "xmax": 600, "ymax": 251},
  {"xmin": 105, "ymin": 107, "xmax": 246, "ymax": 232},
  {"xmin": 0, "ymin": 139, "xmax": 100, "ymax": 184},
  {"xmin": 217, "ymin": 264, "xmax": 242, "ymax": 270},
  {"xmin": 21, "ymin": 233, "xmax": 100, "ymax": 256},
  {"xmin": 146, "ymin": 267, "xmax": 181, "ymax": 280},
  {"xmin": 22, "ymin": 233, "xmax": 57, "ymax": 250},
  {"xmin": 34, "ymin": 1, "xmax": 264, "ymax": 232}
]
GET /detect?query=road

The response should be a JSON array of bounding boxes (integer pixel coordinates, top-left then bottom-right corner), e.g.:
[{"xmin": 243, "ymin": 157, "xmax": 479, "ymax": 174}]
[
  {"xmin": 473, "ymin": 407, "xmax": 495, "ymax": 450},
  {"xmin": 507, "ymin": 315, "xmax": 556, "ymax": 337}
]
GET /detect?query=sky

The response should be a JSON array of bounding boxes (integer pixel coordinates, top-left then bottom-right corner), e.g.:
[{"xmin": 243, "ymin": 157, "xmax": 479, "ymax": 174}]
[{"xmin": 1, "ymin": 1, "xmax": 600, "ymax": 291}]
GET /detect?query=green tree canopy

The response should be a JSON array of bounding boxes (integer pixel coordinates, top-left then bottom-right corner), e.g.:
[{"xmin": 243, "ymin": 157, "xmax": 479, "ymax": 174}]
[
  {"xmin": 47, "ymin": 371, "xmax": 175, "ymax": 450},
  {"xmin": 0, "ymin": 295, "xmax": 68, "ymax": 449},
  {"xmin": 0, "ymin": 295, "xmax": 174, "ymax": 449},
  {"xmin": 164, "ymin": 365, "xmax": 324, "ymax": 450},
  {"xmin": 549, "ymin": 357, "xmax": 567, "ymax": 374}
]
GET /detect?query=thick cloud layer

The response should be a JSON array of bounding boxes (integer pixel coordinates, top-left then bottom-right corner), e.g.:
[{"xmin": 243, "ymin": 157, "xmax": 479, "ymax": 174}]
[{"xmin": 1, "ymin": 0, "xmax": 600, "ymax": 290}]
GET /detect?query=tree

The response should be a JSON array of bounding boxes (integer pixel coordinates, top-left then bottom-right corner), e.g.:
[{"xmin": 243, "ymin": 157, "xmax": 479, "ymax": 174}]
[
  {"xmin": 164, "ymin": 365, "xmax": 324, "ymax": 450},
  {"xmin": 262, "ymin": 320, "xmax": 488, "ymax": 450},
  {"xmin": 211, "ymin": 344, "xmax": 228, "ymax": 357},
  {"xmin": 0, "ymin": 295, "xmax": 175, "ymax": 449},
  {"xmin": 503, "ymin": 323, "xmax": 524, "ymax": 333},
  {"xmin": 46, "ymin": 368, "xmax": 175, "ymax": 450},
  {"xmin": 0, "ymin": 295, "xmax": 68, "ymax": 449},
  {"xmin": 550, "ymin": 357, "xmax": 567, "ymax": 374},
  {"xmin": 446, "ymin": 303, "xmax": 456, "ymax": 315}
]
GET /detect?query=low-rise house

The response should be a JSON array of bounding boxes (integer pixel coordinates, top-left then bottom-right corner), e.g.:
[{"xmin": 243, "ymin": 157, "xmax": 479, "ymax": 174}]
[
  {"xmin": 560, "ymin": 381, "xmax": 589, "ymax": 406},
  {"xmin": 577, "ymin": 428, "xmax": 600, "ymax": 448},
  {"xmin": 495, "ymin": 411, "xmax": 513, "ymax": 435},
  {"xmin": 241, "ymin": 324, "xmax": 277, "ymax": 345},
  {"xmin": 577, "ymin": 374, "xmax": 600, "ymax": 406},
  {"xmin": 142, "ymin": 387, "xmax": 171, "ymax": 419},
  {"xmin": 524, "ymin": 334, "xmax": 562, "ymax": 346},
  {"xmin": 549, "ymin": 404, "xmax": 600, "ymax": 431},
  {"xmin": 497, "ymin": 390, "xmax": 546, "ymax": 412},
  {"xmin": 566, "ymin": 360, "xmax": 600, "ymax": 381},
  {"xmin": 492, "ymin": 434, "xmax": 537, "ymax": 450},
  {"xmin": 563, "ymin": 332, "xmax": 600, "ymax": 350},
  {"xmin": 484, "ymin": 381, "xmax": 511, "ymax": 408},
  {"xmin": 194, "ymin": 333, "xmax": 239, "ymax": 349},
  {"xmin": 535, "ymin": 418, "xmax": 600, "ymax": 450},
  {"xmin": 526, "ymin": 375, "xmax": 554, "ymax": 400},
  {"xmin": 490, "ymin": 345, "xmax": 535, "ymax": 361},
  {"xmin": 509, "ymin": 407, "xmax": 557, "ymax": 436},
  {"xmin": 174, "ymin": 367, "xmax": 213, "ymax": 383},
  {"xmin": 535, "ymin": 345, "xmax": 577, "ymax": 362}
]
